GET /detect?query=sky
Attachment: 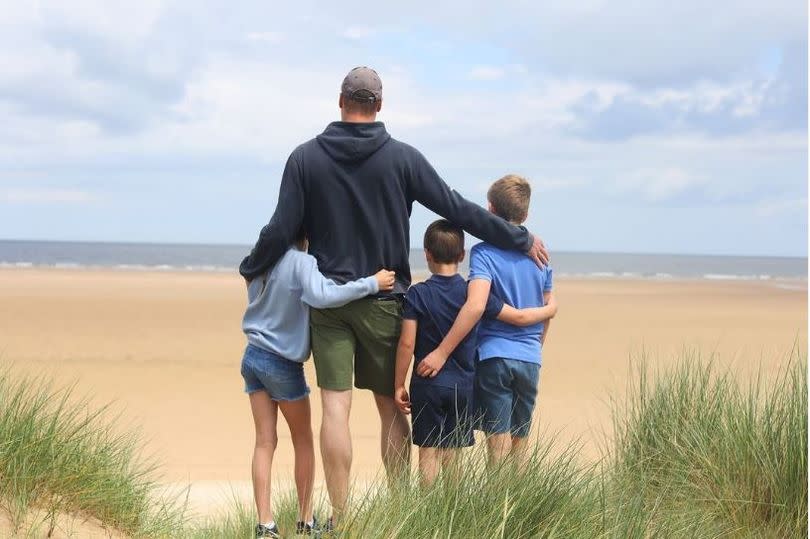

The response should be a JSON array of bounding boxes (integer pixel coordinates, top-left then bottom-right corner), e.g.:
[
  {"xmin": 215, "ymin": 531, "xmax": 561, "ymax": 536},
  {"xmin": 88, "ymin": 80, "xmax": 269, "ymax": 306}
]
[{"xmin": 0, "ymin": 1, "xmax": 807, "ymax": 256}]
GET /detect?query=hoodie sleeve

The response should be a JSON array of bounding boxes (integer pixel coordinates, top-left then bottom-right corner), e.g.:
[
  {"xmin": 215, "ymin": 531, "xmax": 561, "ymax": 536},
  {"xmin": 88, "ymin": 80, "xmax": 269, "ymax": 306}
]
[
  {"xmin": 239, "ymin": 151, "xmax": 305, "ymax": 280},
  {"xmin": 407, "ymin": 150, "xmax": 532, "ymax": 252},
  {"xmin": 297, "ymin": 254, "xmax": 379, "ymax": 309}
]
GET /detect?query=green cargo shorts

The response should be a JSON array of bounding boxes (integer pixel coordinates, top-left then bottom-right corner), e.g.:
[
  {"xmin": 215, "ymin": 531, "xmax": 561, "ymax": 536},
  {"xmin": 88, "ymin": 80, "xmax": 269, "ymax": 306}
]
[{"xmin": 310, "ymin": 297, "xmax": 402, "ymax": 397}]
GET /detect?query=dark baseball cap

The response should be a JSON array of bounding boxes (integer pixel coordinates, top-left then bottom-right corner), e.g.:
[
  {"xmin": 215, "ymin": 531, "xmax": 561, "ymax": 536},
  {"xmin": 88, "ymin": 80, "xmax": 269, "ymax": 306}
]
[{"xmin": 341, "ymin": 66, "xmax": 382, "ymax": 103}]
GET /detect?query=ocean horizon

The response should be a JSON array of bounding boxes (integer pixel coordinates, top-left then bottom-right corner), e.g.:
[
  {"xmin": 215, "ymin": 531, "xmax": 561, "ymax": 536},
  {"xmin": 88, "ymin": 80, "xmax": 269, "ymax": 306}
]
[{"xmin": 0, "ymin": 239, "xmax": 806, "ymax": 283}]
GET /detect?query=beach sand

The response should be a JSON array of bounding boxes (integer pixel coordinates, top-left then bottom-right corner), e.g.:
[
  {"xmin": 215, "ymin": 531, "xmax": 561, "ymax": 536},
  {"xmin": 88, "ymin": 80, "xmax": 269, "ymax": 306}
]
[{"xmin": 1, "ymin": 268, "xmax": 806, "ymax": 514}]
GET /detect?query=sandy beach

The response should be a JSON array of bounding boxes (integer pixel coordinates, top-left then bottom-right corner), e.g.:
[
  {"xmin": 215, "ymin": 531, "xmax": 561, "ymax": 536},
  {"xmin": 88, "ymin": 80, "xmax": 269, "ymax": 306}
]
[{"xmin": 1, "ymin": 268, "xmax": 806, "ymax": 513}]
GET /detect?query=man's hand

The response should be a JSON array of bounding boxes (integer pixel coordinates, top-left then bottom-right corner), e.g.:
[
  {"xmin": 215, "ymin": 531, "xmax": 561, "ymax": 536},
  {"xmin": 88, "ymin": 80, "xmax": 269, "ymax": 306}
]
[
  {"xmin": 394, "ymin": 386, "xmax": 411, "ymax": 414},
  {"xmin": 374, "ymin": 269, "xmax": 396, "ymax": 292},
  {"xmin": 415, "ymin": 350, "xmax": 448, "ymax": 378},
  {"xmin": 527, "ymin": 234, "xmax": 549, "ymax": 267}
]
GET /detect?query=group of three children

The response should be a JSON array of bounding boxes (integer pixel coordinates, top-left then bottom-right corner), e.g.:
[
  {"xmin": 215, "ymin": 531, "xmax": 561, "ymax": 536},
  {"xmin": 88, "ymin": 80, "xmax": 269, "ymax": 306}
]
[{"xmin": 241, "ymin": 174, "xmax": 555, "ymax": 537}]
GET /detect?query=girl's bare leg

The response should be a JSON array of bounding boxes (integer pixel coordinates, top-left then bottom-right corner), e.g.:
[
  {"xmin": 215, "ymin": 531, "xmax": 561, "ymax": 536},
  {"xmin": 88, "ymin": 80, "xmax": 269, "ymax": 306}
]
[
  {"xmin": 279, "ymin": 396, "xmax": 315, "ymax": 523},
  {"xmin": 249, "ymin": 391, "xmax": 279, "ymax": 524}
]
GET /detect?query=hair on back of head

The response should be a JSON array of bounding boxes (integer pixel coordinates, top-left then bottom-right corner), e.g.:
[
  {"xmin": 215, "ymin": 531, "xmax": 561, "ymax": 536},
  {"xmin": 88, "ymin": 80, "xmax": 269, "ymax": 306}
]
[
  {"xmin": 342, "ymin": 96, "xmax": 379, "ymax": 116},
  {"xmin": 487, "ymin": 174, "xmax": 531, "ymax": 224},
  {"xmin": 424, "ymin": 219, "xmax": 465, "ymax": 264},
  {"xmin": 295, "ymin": 223, "xmax": 307, "ymax": 244}
]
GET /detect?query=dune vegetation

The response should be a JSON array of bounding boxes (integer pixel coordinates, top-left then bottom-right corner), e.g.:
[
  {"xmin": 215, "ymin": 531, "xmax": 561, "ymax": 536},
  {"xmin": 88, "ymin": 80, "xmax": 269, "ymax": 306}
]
[{"xmin": 1, "ymin": 352, "xmax": 806, "ymax": 538}]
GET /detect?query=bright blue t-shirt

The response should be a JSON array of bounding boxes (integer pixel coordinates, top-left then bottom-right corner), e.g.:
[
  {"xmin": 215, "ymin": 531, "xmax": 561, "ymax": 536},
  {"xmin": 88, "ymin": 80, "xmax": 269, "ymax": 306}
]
[
  {"xmin": 403, "ymin": 274, "xmax": 504, "ymax": 389},
  {"xmin": 469, "ymin": 243, "xmax": 553, "ymax": 366}
]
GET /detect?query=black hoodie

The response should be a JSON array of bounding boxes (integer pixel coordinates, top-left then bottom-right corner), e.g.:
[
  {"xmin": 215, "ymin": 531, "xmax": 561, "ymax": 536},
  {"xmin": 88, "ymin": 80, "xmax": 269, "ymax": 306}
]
[{"xmin": 239, "ymin": 122, "xmax": 532, "ymax": 295}]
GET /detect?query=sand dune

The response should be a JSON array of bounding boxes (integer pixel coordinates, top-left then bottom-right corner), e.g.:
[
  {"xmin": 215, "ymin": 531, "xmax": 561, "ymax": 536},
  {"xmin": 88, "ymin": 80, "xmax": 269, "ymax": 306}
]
[{"xmin": 0, "ymin": 268, "xmax": 805, "ymax": 514}]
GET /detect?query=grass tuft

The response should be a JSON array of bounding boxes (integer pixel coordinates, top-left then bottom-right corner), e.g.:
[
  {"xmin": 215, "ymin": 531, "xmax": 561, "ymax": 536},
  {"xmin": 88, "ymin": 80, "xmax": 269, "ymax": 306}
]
[{"xmin": 0, "ymin": 370, "xmax": 185, "ymax": 537}]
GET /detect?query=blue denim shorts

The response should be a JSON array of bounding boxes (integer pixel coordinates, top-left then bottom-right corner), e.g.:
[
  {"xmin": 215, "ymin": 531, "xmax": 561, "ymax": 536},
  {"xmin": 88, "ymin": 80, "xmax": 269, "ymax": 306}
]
[
  {"xmin": 240, "ymin": 344, "xmax": 310, "ymax": 401},
  {"xmin": 475, "ymin": 357, "xmax": 540, "ymax": 437}
]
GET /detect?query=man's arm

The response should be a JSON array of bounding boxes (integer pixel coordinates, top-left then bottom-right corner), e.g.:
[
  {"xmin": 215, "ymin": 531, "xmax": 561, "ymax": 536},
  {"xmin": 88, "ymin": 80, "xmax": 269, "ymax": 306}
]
[
  {"xmin": 239, "ymin": 152, "xmax": 306, "ymax": 281},
  {"xmin": 394, "ymin": 319, "xmax": 417, "ymax": 415},
  {"xmin": 497, "ymin": 294, "xmax": 558, "ymax": 327},
  {"xmin": 415, "ymin": 279, "xmax": 491, "ymax": 378},
  {"xmin": 408, "ymin": 152, "xmax": 548, "ymax": 266}
]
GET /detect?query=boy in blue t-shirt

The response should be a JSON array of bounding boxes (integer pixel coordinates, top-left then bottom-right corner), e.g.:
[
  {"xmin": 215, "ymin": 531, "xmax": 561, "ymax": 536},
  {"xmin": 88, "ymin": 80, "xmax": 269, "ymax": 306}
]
[
  {"xmin": 416, "ymin": 175, "xmax": 555, "ymax": 465},
  {"xmin": 394, "ymin": 219, "xmax": 556, "ymax": 485}
]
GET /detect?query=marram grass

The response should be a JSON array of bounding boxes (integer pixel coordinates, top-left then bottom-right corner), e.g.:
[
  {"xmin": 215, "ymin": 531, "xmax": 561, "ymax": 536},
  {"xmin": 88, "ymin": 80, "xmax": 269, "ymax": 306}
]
[
  {"xmin": 0, "ymin": 371, "xmax": 185, "ymax": 537},
  {"xmin": 1, "ymin": 351, "xmax": 805, "ymax": 538}
]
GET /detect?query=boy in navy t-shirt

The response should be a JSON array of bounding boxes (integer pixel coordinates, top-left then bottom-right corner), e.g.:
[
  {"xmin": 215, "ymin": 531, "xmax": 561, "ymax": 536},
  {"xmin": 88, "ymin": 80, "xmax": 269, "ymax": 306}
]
[
  {"xmin": 394, "ymin": 219, "xmax": 557, "ymax": 485},
  {"xmin": 416, "ymin": 175, "xmax": 554, "ymax": 466}
]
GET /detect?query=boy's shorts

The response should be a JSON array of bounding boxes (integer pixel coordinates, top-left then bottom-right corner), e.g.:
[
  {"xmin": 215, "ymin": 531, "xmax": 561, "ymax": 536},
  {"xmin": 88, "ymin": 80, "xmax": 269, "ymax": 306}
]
[
  {"xmin": 240, "ymin": 344, "xmax": 310, "ymax": 401},
  {"xmin": 410, "ymin": 383, "xmax": 475, "ymax": 448},
  {"xmin": 475, "ymin": 357, "xmax": 540, "ymax": 438},
  {"xmin": 310, "ymin": 298, "xmax": 402, "ymax": 397}
]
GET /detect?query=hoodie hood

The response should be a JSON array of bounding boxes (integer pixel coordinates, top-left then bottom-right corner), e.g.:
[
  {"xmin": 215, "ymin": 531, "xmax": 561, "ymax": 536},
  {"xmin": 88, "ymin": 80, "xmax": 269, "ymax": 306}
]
[{"xmin": 316, "ymin": 121, "xmax": 391, "ymax": 163}]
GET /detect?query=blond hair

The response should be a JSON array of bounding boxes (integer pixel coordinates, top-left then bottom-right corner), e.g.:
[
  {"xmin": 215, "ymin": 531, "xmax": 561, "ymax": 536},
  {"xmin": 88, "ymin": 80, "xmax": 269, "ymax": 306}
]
[{"xmin": 487, "ymin": 174, "xmax": 531, "ymax": 224}]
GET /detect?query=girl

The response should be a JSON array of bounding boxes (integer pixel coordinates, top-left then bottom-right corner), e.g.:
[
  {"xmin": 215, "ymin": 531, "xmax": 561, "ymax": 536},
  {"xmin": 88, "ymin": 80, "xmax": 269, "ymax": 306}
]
[{"xmin": 241, "ymin": 227, "xmax": 394, "ymax": 537}]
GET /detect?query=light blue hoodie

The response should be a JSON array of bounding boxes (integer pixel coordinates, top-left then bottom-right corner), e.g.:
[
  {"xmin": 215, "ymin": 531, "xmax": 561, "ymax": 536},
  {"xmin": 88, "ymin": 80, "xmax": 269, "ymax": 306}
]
[{"xmin": 242, "ymin": 248, "xmax": 378, "ymax": 362}]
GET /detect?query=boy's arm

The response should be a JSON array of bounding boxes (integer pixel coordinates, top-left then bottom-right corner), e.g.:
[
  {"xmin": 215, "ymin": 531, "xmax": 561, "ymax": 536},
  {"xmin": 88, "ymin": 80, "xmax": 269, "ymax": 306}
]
[
  {"xmin": 496, "ymin": 294, "xmax": 558, "ymax": 327},
  {"xmin": 394, "ymin": 319, "xmax": 417, "ymax": 415},
  {"xmin": 299, "ymin": 257, "xmax": 391, "ymax": 309},
  {"xmin": 415, "ymin": 279, "xmax": 491, "ymax": 378},
  {"xmin": 541, "ymin": 291, "xmax": 553, "ymax": 345}
]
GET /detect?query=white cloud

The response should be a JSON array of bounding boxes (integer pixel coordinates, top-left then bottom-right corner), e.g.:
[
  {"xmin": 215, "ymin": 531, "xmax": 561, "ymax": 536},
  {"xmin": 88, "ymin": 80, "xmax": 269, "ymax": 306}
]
[
  {"xmin": 468, "ymin": 64, "xmax": 529, "ymax": 81},
  {"xmin": 245, "ymin": 31, "xmax": 285, "ymax": 44},
  {"xmin": 616, "ymin": 167, "xmax": 705, "ymax": 202},
  {"xmin": 0, "ymin": 188, "xmax": 99, "ymax": 205},
  {"xmin": 341, "ymin": 26, "xmax": 375, "ymax": 40},
  {"xmin": 469, "ymin": 66, "xmax": 506, "ymax": 80},
  {"xmin": 755, "ymin": 197, "xmax": 808, "ymax": 217}
]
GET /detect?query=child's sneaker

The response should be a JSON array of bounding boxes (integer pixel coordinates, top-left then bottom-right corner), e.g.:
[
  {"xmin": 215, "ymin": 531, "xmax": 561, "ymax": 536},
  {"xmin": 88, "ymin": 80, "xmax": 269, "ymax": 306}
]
[
  {"xmin": 255, "ymin": 523, "xmax": 281, "ymax": 538},
  {"xmin": 296, "ymin": 516, "xmax": 319, "ymax": 536}
]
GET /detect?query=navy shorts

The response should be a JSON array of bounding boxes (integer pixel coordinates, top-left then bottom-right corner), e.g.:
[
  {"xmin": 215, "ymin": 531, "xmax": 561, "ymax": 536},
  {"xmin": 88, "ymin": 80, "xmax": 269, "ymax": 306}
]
[
  {"xmin": 475, "ymin": 357, "xmax": 540, "ymax": 438},
  {"xmin": 240, "ymin": 344, "xmax": 310, "ymax": 401},
  {"xmin": 410, "ymin": 383, "xmax": 475, "ymax": 448}
]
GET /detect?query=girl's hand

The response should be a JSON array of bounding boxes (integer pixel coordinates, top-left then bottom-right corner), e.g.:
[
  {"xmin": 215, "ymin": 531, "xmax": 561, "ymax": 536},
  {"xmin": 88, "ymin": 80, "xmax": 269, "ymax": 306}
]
[{"xmin": 374, "ymin": 269, "xmax": 396, "ymax": 292}]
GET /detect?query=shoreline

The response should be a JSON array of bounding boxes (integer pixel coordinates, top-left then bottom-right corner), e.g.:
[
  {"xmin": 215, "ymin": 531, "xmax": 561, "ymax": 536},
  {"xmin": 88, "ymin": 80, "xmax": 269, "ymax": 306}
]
[{"xmin": 0, "ymin": 265, "xmax": 806, "ymax": 287}]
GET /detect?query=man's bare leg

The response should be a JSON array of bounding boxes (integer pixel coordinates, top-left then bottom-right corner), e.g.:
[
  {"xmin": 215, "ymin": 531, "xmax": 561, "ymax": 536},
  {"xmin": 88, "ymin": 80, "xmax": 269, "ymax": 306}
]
[
  {"xmin": 320, "ymin": 389, "xmax": 353, "ymax": 520},
  {"xmin": 374, "ymin": 393, "xmax": 411, "ymax": 485}
]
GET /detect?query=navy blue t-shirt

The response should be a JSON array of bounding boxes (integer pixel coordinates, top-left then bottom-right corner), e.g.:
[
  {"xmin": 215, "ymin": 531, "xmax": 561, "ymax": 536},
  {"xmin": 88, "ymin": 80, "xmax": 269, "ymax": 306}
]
[{"xmin": 403, "ymin": 274, "xmax": 504, "ymax": 390}]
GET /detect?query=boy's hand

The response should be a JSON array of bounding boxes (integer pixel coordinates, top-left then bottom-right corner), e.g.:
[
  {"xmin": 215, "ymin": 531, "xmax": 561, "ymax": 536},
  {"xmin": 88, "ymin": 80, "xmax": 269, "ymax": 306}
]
[
  {"xmin": 415, "ymin": 350, "xmax": 448, "ymax": 378},
  {"xmin": 374, "ymin": 269, "xmax": 396, "ymax": 292},
  {"xmin": 394, "ymin": 386, "xmax": 411, "ymax": 414},
  {"xmin": 545, "ymin": 294, "xmax": 558, "ymax": 317}
]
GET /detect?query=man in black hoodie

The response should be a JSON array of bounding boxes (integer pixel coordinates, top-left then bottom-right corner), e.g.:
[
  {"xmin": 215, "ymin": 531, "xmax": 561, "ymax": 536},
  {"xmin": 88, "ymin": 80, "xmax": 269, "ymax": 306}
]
[{"xmin": 240, "ymin": 67, "xmax": 548, "ymax": 523}]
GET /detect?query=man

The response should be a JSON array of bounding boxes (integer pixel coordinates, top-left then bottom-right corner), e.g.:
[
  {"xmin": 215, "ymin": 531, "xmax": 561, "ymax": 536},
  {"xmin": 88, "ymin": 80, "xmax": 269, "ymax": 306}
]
[{"xmin": 240, "ymin": 66, "xmax": 548, "ymax": 526}]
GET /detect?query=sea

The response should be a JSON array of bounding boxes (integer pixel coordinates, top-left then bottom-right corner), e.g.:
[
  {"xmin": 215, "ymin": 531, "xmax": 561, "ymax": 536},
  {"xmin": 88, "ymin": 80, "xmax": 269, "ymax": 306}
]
[{"xmin": 0, "ymin": 240, "xmax": 806, "ymax": 284}]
